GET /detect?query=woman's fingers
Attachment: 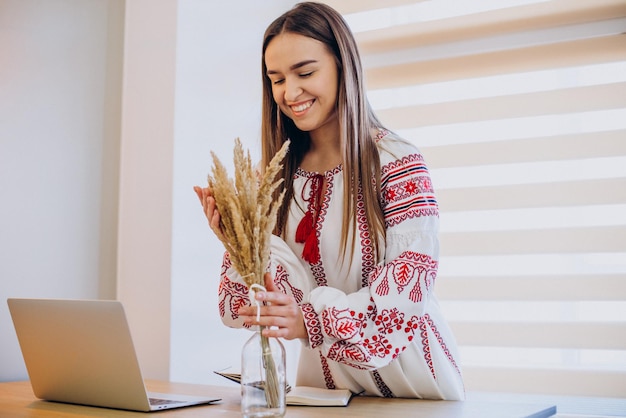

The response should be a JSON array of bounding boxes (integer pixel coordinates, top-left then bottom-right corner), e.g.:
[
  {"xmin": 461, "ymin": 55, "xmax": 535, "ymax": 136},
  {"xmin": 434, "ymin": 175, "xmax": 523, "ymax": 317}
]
[
  {"xmin": 193, "ymin": 186, "xmax": 225, "ymax": 238},
  {"xmin": 238, "ymin": 288, "xmax": 306, "ymax": 340}
]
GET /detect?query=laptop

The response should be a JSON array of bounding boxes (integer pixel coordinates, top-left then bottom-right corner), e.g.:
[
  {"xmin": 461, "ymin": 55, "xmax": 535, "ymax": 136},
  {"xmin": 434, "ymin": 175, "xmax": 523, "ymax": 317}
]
[{"xmin": 7, "ymin": 298, "xmax": 221, "ymax": 412}]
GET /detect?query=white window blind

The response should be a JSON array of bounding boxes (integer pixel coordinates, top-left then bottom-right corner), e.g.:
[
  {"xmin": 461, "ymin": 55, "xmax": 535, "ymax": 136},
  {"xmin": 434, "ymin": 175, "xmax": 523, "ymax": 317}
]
[{"xmin": 325, "ymin": 0, "xmax": 626, "ymax": 397}]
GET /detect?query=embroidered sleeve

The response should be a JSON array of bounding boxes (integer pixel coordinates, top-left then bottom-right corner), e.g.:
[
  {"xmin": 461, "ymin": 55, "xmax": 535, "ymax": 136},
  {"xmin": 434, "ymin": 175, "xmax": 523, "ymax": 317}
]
[
  {"xmin": 218, "ymin": 235, "xmax": 311, "ymax": 329},
  {"xmin": 218, "ymin": 252, "xmax": 252, "ymax": 329},
  {"xmin": 381, "ymin": 152, "xmax": 438, "ymax": 229},
  {"xmin": 305, "ymin": 148, "xmax": 442, "ymax": 370}
]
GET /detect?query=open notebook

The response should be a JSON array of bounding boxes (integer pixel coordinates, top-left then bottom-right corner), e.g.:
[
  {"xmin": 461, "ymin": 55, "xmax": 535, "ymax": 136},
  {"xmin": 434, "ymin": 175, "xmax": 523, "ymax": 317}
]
[
  {"xmin": 214, "ymin": 371, "xmax": 354, "ymax": 406},
  {"xmin": 7, "ymin": 298, "xmax": 221, "ymax": 412}
]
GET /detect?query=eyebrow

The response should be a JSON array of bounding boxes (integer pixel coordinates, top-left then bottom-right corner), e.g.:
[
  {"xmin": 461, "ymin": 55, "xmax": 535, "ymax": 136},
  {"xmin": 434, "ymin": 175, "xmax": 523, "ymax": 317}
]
[{"xmin": 266, "ymin": 59, "xmax": 318, "ymax": 75}]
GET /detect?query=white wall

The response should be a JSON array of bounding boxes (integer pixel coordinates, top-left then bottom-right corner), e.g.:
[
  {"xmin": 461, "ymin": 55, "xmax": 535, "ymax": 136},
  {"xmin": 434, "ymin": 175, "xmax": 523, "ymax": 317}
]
[{"xmin": 0, "ymin": 0, "xmax": 123, "ymax": 381}]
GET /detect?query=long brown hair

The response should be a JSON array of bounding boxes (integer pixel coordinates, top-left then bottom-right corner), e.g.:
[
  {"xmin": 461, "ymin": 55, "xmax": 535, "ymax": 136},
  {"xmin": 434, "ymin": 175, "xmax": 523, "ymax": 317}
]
[{"xmin": 261, "ymin": 2, "xmax": 386, "ymax": 262}]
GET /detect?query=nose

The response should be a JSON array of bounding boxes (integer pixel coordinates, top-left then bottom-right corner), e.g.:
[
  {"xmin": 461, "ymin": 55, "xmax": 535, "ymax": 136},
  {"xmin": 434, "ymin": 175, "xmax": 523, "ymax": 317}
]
[{"xmin": 284, "ymin": 77, "xmax": 302, "ymax": 102}]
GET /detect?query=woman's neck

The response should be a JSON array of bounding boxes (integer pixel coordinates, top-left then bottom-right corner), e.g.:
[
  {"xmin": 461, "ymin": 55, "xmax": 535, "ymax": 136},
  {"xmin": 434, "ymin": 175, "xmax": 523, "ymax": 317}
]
[{"xmin": 301, "ymin": 123, "xmax": 342, "ymax": 173}]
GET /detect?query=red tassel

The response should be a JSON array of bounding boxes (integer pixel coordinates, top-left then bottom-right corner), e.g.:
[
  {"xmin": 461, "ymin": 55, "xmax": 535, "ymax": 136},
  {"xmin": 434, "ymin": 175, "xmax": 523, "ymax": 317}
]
[
  {"xmin": 296, "ymin": 174, "xmax": 324, "ymax": 263},
  {"xmin": 302, "ymin": 231, "xmax": 320, "ymax": 264},
  {"xmin": 295, "ymin": 211, "xmax": 314, "ymax": 243}
]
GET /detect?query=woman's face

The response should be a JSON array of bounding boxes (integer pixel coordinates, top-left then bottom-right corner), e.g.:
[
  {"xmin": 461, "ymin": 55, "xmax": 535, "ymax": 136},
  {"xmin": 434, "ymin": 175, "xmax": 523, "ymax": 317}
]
[{"xmin": 264, "ymin": 32, "xmax": 339, "ymax": 136}]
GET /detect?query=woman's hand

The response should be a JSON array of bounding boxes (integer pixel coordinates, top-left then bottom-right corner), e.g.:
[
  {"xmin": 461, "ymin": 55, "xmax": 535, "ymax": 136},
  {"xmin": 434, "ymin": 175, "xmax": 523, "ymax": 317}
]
[
  {"xmin": 239, "ymin": 273, "xmax": 308, "ymax": 341},
  {"xmin": 193, "ymin": 186, "xmax": 224, "ymax": 240}
]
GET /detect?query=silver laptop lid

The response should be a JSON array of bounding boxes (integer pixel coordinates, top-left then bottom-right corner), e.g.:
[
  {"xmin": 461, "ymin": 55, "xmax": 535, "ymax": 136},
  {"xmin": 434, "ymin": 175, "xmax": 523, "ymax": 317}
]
[{"xmin": 8, "ymin": 298, "xmax": 154, "ymax": 411}]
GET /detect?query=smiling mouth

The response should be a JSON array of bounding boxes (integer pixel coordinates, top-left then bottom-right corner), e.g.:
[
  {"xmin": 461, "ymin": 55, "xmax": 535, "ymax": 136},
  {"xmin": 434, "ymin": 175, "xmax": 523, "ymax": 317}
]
[{"xmin": 290, "ymin": 100, "xmax": 314, "ymax": 114}]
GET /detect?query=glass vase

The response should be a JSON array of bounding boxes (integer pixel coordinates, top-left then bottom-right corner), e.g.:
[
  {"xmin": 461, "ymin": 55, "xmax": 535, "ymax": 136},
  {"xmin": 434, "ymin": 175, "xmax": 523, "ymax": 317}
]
[{"xmin": 241, "ymin": 327, "xmax": 286, "ymax": 418}]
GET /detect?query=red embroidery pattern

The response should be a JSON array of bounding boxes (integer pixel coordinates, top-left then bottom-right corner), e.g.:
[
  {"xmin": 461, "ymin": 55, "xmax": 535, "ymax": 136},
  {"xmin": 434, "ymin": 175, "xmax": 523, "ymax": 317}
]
[
  {"xmin": 370, "ymin": 264, "xmax": 389, "ymax": 296},
  {"xmin": 388, "ymin": 208, "xmax": 438, "ymax": 227},
  {"xmin": 356, "ymin": 183, "xmax": 375, "ymax": 288},
  {"xmin": 375, "ymin": 308, "xmax": 405, "ymax": 333},
  {"xmin": 374, "ymin": 129, "xmax": 390, "ymax": 143},
  {"xmin": 405, "ymin": 315, "xmax": 420, "ymax": 342},
  {"xmin": 323, "ymin": 252, "xmax": 436, "ymax": 367},
  {"xmin": 322, "ymin": 307, "xmax": 361, "ymax": 340},
  {"xmin": 411, "ymin": 314, "xmax": 463, "ymax": 381},
  {"xmin": 364, "ymin": 333, "xmax": 393, "ymax": 357},
  {"xmin": 319, "ymin": 353, "xmax": 336, "ymax": 389},
  {"xmin": 418, "ymin": 316, "xmax": 436, "ymax": 380},
  {"xmin": 363, "ymin": 307, "xmax": 404, "ymax": 359},
  {"xmin": 366, "ymin": 297, "xmax": 378, "ymax": 321},
  {"xmin": 327, "ymin": 341, "xmax": 371, "ymax": 368},
  {"xmin": 322, "ymin": 303, "xmax": 410, "ymax": 367},
  {"xmin": 370, "ymin": 251, "xmax": 438, "ymax": 302},
  {"xmin": 218, "ymin": 253, "xmax": 249, "ymax": 320},
  {"xmin": 424, "ymin": 314, "xmax": 462, "ymax": 378},
  {"xmin": 303, "ymin": 167, "xmax": 341, "ymax": 287},
  {"xmin": 371, "ymin": 370, "xmax": 394, "ymax": 398},
  {"xmin": 382, "ymin": 153, "xmax": 439, "ymax": 227},
  {"xmin": 394, "ymin": 263, "xmax": 415, "ymax": 293},
  {"xmin": 273, "ymin": 264, "xmax": 304, "ymax": 303},
  {"xmin": 302, "ymin": 303, "xmax": 323, "ymax": 349}
]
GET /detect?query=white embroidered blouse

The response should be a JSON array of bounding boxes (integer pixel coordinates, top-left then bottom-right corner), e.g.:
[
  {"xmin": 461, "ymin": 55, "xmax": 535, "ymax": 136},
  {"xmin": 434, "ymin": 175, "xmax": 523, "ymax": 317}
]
[{"xmin": 217, "ymin": 130, "xmax": 465, "ymax": 400}]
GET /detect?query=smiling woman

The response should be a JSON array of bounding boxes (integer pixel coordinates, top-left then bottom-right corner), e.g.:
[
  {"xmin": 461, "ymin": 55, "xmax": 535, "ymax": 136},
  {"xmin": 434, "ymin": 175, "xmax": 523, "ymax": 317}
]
[{"xmin": 194, "ymin": 1, "xmax": 465, "ymax": 401}]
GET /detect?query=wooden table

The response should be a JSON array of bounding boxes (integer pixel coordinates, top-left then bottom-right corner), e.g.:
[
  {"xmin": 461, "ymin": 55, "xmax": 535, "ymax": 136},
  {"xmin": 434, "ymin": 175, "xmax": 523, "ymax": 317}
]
[{"xmin": 0, "ymin": 380, "xmax": 556, "ymax": 417}]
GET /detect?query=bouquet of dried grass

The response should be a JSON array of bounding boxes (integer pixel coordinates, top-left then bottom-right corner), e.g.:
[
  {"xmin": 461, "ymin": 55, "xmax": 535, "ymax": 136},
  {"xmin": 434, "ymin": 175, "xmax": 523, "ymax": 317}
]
[{"xmin": 207, "ymin": 137, "xmax": 290, "ymax": 408}]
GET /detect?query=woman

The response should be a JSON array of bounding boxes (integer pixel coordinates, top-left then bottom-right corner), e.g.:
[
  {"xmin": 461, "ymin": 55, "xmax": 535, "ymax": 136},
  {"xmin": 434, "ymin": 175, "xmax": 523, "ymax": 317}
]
[{"xmin": 195, "ymin": 2, "xmax": 464, "ymax": 400}]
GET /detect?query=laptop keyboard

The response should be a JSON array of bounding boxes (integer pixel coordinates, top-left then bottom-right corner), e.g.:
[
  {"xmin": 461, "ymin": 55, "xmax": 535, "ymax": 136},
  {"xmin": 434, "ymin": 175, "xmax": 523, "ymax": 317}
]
[{"xmin": 149, "ymin": 398, "xmax": 185, "ymax": 406}]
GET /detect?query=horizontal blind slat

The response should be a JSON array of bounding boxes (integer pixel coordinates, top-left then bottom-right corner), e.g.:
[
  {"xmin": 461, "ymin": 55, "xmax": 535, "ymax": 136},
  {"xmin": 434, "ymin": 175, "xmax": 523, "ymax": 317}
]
[
  {"xmin": 366, "ymin": 34, "xmax": 626, "ymax": 88},
  {"xmin": 355, "ymin": 0, "xmax": 626, "ymax": 53},
  {"xmin": 376, "ymin": 82, "xmax": 626, "ymax": 129},
  {"xmin": 461, "ymin": 367, "xmax": 626, "ymax": 397},
  {"xmin": 440, "ymin": 226, "xmax": 626, "ymax": 256},
  {"xmin": 450, "ymin": 322, "xmax": 626, "ymax": 349},
  {"xmin": 423, "ymin": 130, "xmax": 626, "ymax": 168},
  {"xmin": 437, "ymin": 178, "xmax": 626, "ymax": 212},
  {"xmin": 436, "ymin": 274, "xmax": 626, "ymax": 301},
  {"xmin": 322, "ymin": 0, "xmax": 426, "ymax": 15}
]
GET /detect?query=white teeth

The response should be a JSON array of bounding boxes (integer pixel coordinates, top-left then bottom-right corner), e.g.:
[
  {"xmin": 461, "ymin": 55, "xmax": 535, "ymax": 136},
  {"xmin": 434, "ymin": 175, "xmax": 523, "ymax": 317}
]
[{"xmin": 292, "ymin": 101, "xmax": 313, "ymax": 113}]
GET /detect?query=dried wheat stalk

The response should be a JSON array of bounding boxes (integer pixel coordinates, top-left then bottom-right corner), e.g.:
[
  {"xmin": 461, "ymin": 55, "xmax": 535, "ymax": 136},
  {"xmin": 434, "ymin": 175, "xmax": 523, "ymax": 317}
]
[
  {"xmin": 208, "ymin": 138, "xmax": 289, "ymax": 287},
  {"xmin": 207, "ymin": 138, "xmax": 289, "ymax": 409}
]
